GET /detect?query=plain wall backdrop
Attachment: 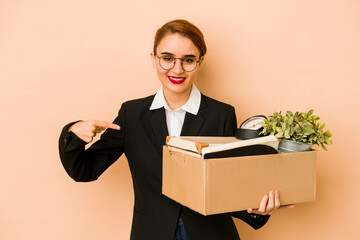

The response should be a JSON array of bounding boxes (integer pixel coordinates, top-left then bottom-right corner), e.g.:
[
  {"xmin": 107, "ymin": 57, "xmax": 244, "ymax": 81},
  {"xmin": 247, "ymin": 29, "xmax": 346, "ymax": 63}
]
[{"xmin": 1, "ymin": 0, "xmax": 359, "ymax": 239}]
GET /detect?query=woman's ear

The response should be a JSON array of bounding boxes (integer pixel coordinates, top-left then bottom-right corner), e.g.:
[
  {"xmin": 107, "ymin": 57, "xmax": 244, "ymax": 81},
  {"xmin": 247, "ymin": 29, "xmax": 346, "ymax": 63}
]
[
  {"xmin": 198, "ymin": 56, "xmax": 205, "ymax": 66},
  {"xmin": 150, "ymin": 52, "xmax": 157, "ymax": 68}
]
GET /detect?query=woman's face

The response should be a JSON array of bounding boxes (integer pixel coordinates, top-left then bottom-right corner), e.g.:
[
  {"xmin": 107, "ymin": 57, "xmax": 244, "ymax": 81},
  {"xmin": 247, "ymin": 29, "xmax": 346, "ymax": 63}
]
[{"xmin": 151, "ymin": 33, "xmax": 203, "ymax": 98}]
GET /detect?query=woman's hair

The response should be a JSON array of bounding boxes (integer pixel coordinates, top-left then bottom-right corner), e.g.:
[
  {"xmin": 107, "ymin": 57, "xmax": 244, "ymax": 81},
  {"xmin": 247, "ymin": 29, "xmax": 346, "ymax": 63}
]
[{"xmin": 153, "ymin": 19, "xmax": 207, "ymax": 58}]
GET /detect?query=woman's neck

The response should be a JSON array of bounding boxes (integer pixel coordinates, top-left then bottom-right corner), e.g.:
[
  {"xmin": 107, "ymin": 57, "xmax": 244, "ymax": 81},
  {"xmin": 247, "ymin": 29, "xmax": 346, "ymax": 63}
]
[{"xmin": 163, "ymin": 87, "xmax": 192, "ymax": 111}]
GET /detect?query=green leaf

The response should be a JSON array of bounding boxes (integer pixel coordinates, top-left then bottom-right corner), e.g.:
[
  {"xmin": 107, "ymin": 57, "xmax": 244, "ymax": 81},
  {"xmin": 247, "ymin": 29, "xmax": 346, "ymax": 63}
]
[
  {"xmin": 321, "ymin": 144, "xmax": 328, "ymax": 151},
  {"xmin": 284, "ymin": 126, "xmax": 290, "ymax": 138},
  {"xmin": 275, "ymin": 132, "xmax": 284, "ymax": 138},
  {"xmin": 272, "ymin": 122, "xmax": 276, "ymax": 132},
  {"xmin": 324, "ymin": 130, "xmax": 332, "ymax": 137},
  {"xmin": 288, "ymin": 116, "xmax": 294, "ymax": 125},
  {"xmin": 325, "ymin": 137, "xmax": 332, "ymax": 145},
  {"xmin": 311, "ymin": 115, "xmax": 320, "ymax": 121},
  {"xmin": 284, "ymin": 127, "xmax": 290, "ymax": 135}
]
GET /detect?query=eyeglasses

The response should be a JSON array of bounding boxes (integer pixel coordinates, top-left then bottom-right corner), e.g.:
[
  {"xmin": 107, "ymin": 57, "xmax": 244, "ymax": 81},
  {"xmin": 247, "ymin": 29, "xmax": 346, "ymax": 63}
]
[{"xmin": 156, "ymin": 55, "xmax": 200, "ymax": 72}]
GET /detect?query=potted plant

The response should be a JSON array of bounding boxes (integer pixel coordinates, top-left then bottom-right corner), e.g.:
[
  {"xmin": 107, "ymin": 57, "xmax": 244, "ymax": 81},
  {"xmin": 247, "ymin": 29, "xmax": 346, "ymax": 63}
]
[{"xmin": 260, "ymin": 109, "xmax": 333, "ymax": 153}]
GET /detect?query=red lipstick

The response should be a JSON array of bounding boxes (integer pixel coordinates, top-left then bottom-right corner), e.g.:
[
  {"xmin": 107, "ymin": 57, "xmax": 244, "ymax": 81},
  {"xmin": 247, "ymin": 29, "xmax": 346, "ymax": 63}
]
[{"xmin": 168, "ymin": 76, "xmax": 186, "ymax": 84}]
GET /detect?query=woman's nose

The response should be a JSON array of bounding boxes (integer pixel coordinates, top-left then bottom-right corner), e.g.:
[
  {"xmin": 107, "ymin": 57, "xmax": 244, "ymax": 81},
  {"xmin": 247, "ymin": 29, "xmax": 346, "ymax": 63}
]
[{"xmin": 172, "ymin": 59, "xmax": 184, "ymax": 74}]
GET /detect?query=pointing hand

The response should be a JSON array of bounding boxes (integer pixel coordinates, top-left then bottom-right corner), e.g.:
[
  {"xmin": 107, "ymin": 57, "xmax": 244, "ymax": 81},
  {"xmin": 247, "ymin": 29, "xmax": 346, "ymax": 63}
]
[{"xmin": 68, "ymin": 120, "xmax": 120, "ymax": 143}]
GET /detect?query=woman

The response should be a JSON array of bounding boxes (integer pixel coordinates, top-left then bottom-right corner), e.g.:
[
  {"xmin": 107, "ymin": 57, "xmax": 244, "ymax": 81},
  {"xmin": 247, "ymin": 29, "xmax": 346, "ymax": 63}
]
[{"xmin": 59, "ymin": 19, "xmax": 285, "ymax": 240}]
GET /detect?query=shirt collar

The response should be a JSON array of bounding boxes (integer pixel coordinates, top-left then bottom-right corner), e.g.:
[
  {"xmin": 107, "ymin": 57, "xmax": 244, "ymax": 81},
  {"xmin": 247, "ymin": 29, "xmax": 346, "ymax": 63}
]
[{"xmin": 149, "ymin": 84, "xmax": 201, "ymax": 115}]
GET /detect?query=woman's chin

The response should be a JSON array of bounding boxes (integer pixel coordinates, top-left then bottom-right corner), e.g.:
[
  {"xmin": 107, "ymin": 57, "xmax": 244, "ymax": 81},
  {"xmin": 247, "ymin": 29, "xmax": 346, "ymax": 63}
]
[{"xmin": 164, "ymin": 84, "xmax": 192, "ymax": 96}]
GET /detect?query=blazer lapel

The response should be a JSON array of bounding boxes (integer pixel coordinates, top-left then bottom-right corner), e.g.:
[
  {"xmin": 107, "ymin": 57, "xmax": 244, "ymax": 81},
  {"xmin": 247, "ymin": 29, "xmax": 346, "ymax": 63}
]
[
  {"xmin": 148, "ymin": 94, "xmax": 208, "ymax": 147},
  {"xmin": 149, "ymin": 107, "xmax": 169, "ymax": 151},
  {"xmin": 180, "ymin": 95, "xmax": 207, "ymax": 136}
]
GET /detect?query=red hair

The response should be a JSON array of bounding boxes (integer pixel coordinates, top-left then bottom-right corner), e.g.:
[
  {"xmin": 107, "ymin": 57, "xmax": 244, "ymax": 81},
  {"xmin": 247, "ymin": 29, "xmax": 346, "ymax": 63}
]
[{"xmin": 153, "ymin": 19, "xmax": 207, "ymax": 58}]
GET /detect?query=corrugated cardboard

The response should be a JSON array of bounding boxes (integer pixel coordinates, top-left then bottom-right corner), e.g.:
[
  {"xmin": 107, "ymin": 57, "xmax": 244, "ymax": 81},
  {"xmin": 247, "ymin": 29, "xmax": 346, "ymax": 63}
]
[{"xmin": 162, "ymin": 146, "xmax": 316, "ymax": 216}]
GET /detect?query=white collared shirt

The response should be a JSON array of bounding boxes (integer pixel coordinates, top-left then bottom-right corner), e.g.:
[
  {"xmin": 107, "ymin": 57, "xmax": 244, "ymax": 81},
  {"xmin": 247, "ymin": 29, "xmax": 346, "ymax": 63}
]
[{"xmin": 149, "ymin": 85, "xmax": 201, "ymax": 137}]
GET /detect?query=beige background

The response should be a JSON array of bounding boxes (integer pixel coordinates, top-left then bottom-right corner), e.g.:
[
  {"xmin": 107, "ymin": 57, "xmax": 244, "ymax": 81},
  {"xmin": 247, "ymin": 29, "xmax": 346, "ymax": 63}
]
[{"xmin": 1, "ymin": 0, "xmax": 359, "ymax": 239}]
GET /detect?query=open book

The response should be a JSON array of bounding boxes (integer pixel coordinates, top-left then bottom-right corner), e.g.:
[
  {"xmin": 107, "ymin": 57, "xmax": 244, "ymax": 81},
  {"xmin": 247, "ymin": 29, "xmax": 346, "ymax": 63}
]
[{"xmin": 166, "ymin": 135, "xmax": 279, "ymax": 159}]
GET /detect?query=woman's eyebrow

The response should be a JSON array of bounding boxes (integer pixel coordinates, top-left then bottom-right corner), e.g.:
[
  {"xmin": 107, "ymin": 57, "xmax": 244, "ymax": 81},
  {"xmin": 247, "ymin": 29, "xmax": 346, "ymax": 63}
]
[
  {"xmin": 160, "ymin": 52, "xmax": 174, "ymax": 56},
  {"xmin": 183, "ymin": 54, "xmax": 197, "ymax": 58},
  {"xmin": 160, "ymin": 52, "xmax": 197, "ymax": 58}
]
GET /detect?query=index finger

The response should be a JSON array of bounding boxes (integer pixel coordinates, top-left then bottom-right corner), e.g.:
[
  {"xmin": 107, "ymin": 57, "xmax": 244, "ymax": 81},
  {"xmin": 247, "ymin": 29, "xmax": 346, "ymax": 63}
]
[
  {"xmin": 257, "ymin": 194, "xmax": 269, "ymax": 214},
  {"xmin": 95, "ymin": 120, "xmax": 120, "ymax": 130},
  {"xmin": 247, "ymin": 194, "xmax": 269, "ymax": 214}
]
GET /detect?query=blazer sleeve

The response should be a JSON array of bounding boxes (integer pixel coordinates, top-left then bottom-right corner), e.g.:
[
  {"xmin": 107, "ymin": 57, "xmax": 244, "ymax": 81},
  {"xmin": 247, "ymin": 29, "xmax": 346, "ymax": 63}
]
[
  {"xmin": 228, "ymin": 211, "xmax": 270, "ymax": 230},
  {"xmin": 222, "ymin": 106, "xmax": 271, "ymax": 229},
  {"xmin": 58, "ymin": 105, "xmax": 126, "ymax": 182},
  {"xmin": 223, "ymin": 105, "xmax": 237, "ymax": 136}
]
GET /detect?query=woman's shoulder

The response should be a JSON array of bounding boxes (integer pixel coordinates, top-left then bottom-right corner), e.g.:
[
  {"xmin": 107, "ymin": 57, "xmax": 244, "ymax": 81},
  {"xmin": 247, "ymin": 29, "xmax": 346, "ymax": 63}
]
[
  {"xmin": 121, "ymin": 94, "xmax": 155, "ymax": 109},
  {"xmin": 201, "ymin": 94, "xmax": 235, "ymax": 111}
]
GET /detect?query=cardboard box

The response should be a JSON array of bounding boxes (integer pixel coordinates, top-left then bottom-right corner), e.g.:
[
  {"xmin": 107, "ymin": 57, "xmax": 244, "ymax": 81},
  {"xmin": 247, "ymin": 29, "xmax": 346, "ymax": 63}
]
[{"xmin": 162, "ymin": 146, "xmax": 316, "ymax": 215}]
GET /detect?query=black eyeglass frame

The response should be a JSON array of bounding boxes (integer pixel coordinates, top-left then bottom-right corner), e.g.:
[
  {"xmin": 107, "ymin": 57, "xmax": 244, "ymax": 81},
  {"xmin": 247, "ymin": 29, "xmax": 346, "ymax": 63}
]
[{"xmin": 156, "ymin": 55, "xmax": 200, "ymax": 72}]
